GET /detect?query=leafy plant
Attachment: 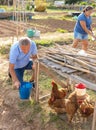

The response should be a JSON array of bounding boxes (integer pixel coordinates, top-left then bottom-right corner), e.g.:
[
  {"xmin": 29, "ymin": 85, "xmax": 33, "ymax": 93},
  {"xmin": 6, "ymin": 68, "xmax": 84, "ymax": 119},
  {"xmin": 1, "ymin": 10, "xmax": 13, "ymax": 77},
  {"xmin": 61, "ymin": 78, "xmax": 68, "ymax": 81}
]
[
  {"xmin": 36, "ymin": 39, "xmax": 53, "ymax": 46},
  {"xmin": 91, "ymin": 3, "xmax": 96, "ymax": 8},
  {"xmin": 79, "ymin": 1, "xmax": 88, "ymax": 5},
  {"xmin": 0, "ymin": 44, "xmax": 11, "ymax": 55},
  {"xmin": 65, "ymin": 0, "xmax": 81, "ymax": 4},
  {"xmin": 57, "ymin": 28, "xmax": 68, "ymax": 33}
]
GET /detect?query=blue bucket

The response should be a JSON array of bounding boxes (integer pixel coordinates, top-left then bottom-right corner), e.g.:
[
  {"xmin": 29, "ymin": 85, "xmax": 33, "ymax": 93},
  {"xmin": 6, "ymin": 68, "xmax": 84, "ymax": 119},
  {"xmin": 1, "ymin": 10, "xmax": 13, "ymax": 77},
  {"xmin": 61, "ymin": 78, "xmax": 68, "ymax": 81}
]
[{"xmin": 19, "ymin": 82, "xmax": 33, "ymax": 99}]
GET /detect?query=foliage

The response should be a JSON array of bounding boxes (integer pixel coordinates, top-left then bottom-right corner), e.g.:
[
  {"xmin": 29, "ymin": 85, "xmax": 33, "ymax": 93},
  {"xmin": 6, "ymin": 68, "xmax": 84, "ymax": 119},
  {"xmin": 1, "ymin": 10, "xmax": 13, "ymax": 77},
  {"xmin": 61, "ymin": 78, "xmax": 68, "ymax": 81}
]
[
  {"xmin": 57, "ymin": 28, "xmax": 68, "ymax": 33},
  {"xmin": 0, "ymin": 44, "xmax": 11, "ymax": 55},
  {"xmin": 65, "ymin": 0, "xmax": 81, "ymax": 4},
  {"xmin": 91, "ymin": 3, "xmax": 96, "ymax": 8},
  {"xmin": 92, "ymin": 13, "xmax": 96, "ymax": 17},
  {"xmin": 36, "ymin": 39, "xmax": 53, "ymax": 47},
  {"xmin": 26, "ymin": 4, "xmax": 33, "ymax": 11},
  {"xmin": 79, "ymin": 1, "xmax": 88, "ymax": 5},
  {"xmin": 0, "ymin": 5, "xmax": 13, "ymax": 11}
]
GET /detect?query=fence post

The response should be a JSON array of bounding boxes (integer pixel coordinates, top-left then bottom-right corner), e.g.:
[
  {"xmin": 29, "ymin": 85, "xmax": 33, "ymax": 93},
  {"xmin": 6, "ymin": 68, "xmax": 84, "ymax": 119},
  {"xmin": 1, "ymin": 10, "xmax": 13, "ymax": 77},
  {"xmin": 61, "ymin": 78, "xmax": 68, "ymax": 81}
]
[{"xmin": 92, "ymin": 101, "xmax": 96, "ymax": 130}]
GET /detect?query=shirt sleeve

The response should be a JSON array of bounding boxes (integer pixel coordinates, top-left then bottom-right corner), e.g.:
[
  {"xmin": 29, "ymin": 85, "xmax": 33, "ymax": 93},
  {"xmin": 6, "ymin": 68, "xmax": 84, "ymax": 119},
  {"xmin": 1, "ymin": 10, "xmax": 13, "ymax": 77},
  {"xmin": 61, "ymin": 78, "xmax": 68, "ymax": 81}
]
[
  {"xmin": 9, "ymin": 46, "xmax": 18, "ymax": 64},
  {"xmin": 78, "ymin": 14, "xmax": 86, "ymax": 22},
  {"xmin": 31, "ymin": 41, "xmax": 37, "ymax": 55}
]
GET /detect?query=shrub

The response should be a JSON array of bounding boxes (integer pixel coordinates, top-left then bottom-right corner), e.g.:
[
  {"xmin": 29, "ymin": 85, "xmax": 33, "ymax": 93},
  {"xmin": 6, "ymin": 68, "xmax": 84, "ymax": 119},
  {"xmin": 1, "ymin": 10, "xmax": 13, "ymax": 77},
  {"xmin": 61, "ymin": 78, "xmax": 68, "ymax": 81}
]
[{"xmin": 65, "ymin": 0, "xmax": 81, "ymax": 4}]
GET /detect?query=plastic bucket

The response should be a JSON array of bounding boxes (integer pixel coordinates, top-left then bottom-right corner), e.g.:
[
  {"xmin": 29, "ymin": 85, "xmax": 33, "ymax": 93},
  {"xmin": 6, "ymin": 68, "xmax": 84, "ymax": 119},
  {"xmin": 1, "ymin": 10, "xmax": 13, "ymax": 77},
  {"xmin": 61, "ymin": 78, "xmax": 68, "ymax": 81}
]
[
  {"xmin": 27, "ymin": 29, "xmax": 35, "ymax": 38},
  {"xmin": 19, "ymin": 82, "xmax": 33, "ymax": 99},
  {"xmin": 34, "ymin": 30, "xmax": 40, "ymax": 37}
]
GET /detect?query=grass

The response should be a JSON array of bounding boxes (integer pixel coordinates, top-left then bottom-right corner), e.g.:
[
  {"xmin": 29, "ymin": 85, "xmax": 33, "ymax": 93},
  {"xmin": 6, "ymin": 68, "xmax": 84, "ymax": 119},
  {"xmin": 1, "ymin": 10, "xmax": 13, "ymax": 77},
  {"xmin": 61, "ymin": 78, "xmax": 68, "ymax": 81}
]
[
  {"xmin": 57, "ymin": 28, "xmax": 68, "ymax": 33},
  {"xmin": 0, "ymin": 44, "xmax": 11, "ymax": 55},
  {"xmin": 0, "ymin": 5, "xmax": 13, "ymax": 11},
  {"xmin": 49, "ymin": 112, "xmax": 59, "ymax": 122},
  {"xmin": 33, "ymin": 12, "xmax": 73, "ymax": 21},
  {"xmin": 39, "ymin": 72, "xmax": 52, "ymax": 90},
  {"xmin": 18, "ymin": 100, "xmax": 32, "ymax": 110},
  {"xmin": 18, "ymin": 100, "xmax": 42, "ymax": 123},
  {"xmin": 87, "ymin": 89, "xmax": 96, "ymax": 101}
]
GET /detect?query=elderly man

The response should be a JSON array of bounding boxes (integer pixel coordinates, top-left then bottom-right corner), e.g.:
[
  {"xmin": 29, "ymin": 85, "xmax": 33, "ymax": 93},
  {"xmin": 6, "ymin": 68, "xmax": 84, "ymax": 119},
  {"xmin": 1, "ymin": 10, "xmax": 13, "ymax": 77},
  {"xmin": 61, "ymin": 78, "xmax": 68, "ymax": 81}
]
[{"xmin": 9, "ymin": 37, "xmax": 38, "ymax": 89}]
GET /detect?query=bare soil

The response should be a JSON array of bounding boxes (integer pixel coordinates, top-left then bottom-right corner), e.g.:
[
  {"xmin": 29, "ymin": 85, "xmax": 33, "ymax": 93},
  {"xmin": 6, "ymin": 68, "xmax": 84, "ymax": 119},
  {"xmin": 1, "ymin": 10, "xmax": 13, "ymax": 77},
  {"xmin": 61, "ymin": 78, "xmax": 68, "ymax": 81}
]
[{"xmin": 29, "ymin": 18, "xmax": 75, "ymax": 33}]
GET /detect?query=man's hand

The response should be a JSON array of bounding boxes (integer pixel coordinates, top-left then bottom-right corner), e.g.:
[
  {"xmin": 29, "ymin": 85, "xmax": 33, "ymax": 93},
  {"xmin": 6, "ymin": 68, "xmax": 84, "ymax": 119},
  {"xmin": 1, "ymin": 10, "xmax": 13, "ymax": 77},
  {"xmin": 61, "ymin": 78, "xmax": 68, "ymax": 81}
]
[{"xmin": 14, "ymin": 80, "xmax": 20, "ymax": 89}]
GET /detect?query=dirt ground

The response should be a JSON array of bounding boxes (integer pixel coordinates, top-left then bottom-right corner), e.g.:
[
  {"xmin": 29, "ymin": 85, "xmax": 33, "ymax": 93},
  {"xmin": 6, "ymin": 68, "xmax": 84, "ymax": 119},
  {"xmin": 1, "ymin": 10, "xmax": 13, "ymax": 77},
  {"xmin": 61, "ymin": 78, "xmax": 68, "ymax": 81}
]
[
  {"xmin": 0, "ymin": 11, "xmax": 96, "ymax": 130},
  {"xmin": 29, "ymin": 18, "xmax": 75, "ymax": 33}
]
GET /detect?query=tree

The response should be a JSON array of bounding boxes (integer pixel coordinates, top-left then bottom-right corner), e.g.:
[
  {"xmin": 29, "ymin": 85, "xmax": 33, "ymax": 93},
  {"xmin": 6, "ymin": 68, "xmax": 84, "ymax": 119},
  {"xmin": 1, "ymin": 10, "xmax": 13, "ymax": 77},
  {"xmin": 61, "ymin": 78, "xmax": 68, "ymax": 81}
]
[
  {"xmin": 0, "ymin": 0, "xmax": 13, "ymax": 5},
  {"xmin": 65, "ymin": 0, "xmax": 82, "ymax": 4}
]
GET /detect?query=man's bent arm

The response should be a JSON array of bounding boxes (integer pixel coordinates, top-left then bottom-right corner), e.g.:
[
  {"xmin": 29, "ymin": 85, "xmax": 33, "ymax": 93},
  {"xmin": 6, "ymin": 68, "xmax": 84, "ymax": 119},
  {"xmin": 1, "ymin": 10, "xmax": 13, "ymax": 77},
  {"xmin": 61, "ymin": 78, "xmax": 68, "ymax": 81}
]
[{"xmin": 9, "ymin": 63, "xmax": 19, "ymax": 83}]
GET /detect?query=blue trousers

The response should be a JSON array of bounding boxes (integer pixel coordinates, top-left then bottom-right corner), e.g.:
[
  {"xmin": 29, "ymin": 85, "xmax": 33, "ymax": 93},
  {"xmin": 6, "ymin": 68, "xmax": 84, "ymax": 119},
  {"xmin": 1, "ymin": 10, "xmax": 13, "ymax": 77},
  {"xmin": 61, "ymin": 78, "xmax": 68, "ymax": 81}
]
[{"xmin": 15, "ymin": 60, "xmax": 33, "ymax": 83}]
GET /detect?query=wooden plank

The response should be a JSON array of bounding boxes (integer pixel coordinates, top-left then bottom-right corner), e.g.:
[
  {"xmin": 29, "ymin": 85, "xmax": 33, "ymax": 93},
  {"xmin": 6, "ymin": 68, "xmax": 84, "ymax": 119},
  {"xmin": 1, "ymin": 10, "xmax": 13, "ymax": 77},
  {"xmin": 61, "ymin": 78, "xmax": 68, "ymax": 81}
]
[
  {"xmin": 92, "ymin": 102, "xmax": 96, "ymax": 130},
  {"xmin": 35, "ymin": 60, "xmax": 39, "ymax": 102},
  {"xmin": 40, "ymin": 58, "xmax": 96, "ymax": 91},
  {"xmin": 50, "ymin": 67, "xmax": 96, "ymax": 91},
  {"xmin": 46, "ymin": 56, "xmax": 96, "ymax": 76},
  {"xmin": 71, "ymin": 75, "xmax": 96, "ymax": 91},
  {"xmin": 39, "ymin": 94, "xmax": 50, "ymax": 101},
  {"xmin": 64, "ymin": 55, "xmax": 96, "ymax": 72}
]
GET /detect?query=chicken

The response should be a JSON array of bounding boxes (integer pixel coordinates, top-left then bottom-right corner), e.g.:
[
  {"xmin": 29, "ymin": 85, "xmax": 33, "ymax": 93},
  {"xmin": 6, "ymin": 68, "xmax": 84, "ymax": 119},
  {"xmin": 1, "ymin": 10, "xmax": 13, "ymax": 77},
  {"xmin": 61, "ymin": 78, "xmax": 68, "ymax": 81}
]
[
  {"xmin": 52, "ymin": 99, "xmax": 66, "ymax": 108},
  {"xmin": 65, "ymin": 99, "xmax": 78, "ymax": 122},
  {"xmin": 48, "ymin": 90, "xmax": 78, "ymax": 121},
  {"xmin": 48, "ymin": 86, "xmax": 94, "ymax": 123},
  {"xmin": 48, "ymin": 81, "xmax": 67, "ymax": 106},
  {"xmin": 66, "ymin": 92, "xmax": 94, "ymax": 121},
  {"xmin": 79, "ymin": 100, "xmax": 94, "ymax": 117},
  {"xmin": 50, "ymin": 99, "xmax": 66, "ymax": 113},
  {"xmin": 64, "ymin": 92, "xmax": 79, "ymax": 122},
  {"xmin": 49, "ymin": 98, "xmax": 78, "ymax": 122},
  {"xmin": 68, "ymin": 91, "xmax": 77, "ymax": 103}
]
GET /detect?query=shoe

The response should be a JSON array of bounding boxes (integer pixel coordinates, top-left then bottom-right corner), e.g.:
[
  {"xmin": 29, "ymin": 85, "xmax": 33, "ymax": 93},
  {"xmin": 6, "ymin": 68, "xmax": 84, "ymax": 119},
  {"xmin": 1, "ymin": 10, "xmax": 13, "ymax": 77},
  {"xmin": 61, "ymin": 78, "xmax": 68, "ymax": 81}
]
[{"xmin": 77, "ymin": 50, "xmax": 88, "ymax": 56}]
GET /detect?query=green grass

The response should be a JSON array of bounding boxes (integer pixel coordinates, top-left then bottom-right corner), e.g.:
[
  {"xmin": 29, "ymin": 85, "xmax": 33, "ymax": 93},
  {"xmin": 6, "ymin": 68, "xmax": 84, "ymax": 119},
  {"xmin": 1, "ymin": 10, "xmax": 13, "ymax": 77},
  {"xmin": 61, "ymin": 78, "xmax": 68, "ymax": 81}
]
[
  {"xmin": 49, "ymin": 112, "xmax": 59, "ymax": 122},
  {"xmin": 39, "ymin": 72, "xmax": 52, "ymax": 90},
  {"xmin": 18, "ymin": 100, "xmax": 42, "ymax": 123},
  {"xmin": 47, "ymin": 4, "xmax": 64, "ymax": 11},
  {"xmin": 18, "ymin": 100, "xmax": 32, "ymax": 110},
  {"xmin": 57, "ymin": 28, "xmax": 68, "ymax": 33},
  {"xmin": 87, "ymin": 89, "xmax": 96, "ymax": 101}
]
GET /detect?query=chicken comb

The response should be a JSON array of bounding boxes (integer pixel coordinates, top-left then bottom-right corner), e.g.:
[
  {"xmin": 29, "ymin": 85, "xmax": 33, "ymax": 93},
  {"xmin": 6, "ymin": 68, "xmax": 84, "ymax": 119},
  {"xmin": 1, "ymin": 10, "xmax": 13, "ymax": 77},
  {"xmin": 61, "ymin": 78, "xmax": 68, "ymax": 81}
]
[{"xmin": 51, "ymin": 81, "xmax": 55, "ymax": 85}]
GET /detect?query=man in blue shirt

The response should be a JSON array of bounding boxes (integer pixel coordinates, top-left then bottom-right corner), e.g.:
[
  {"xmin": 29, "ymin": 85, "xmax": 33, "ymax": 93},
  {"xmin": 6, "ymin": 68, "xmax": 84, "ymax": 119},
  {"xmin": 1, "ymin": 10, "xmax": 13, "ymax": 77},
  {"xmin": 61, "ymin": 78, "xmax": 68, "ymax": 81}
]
[
  {"xmin": 9, "ymin": 37, "xmax": 38, "ymax": 89},
  {"xmin": 72, "ymin": 6, "xmax": 96, "ymax": 52}
]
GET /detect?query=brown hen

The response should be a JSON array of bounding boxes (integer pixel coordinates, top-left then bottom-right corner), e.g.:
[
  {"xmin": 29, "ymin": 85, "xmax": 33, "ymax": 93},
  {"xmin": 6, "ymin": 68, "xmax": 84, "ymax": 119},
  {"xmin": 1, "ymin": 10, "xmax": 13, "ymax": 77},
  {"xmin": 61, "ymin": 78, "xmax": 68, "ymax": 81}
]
[
  {"xmin": 79, "ymin": 100, "xmax": 94, "ymax": 117},
  {"xmin": 48, "ymin": 81, "xmax": 67, "ymax": 106}
]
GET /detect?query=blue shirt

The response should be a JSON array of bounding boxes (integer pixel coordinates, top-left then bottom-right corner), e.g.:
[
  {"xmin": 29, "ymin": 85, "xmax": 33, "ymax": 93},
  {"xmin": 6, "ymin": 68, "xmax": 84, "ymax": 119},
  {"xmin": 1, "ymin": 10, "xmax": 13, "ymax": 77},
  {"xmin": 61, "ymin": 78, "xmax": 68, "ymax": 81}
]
[
  {"xmin": 74, "ymin": 13, "xmax": 92, "ymax": 34},
  {"xmin": 9, "ymin": 41, "xmax": 37, "ymax": 69}
]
